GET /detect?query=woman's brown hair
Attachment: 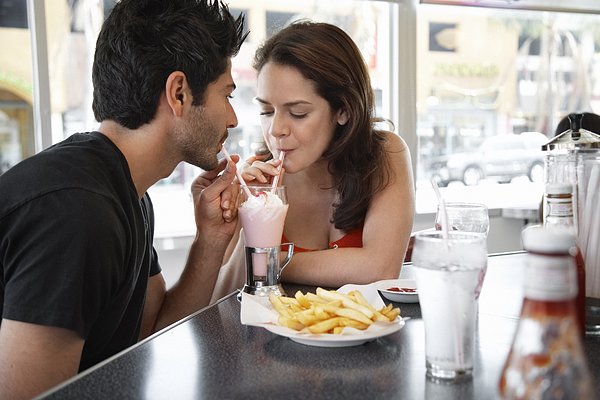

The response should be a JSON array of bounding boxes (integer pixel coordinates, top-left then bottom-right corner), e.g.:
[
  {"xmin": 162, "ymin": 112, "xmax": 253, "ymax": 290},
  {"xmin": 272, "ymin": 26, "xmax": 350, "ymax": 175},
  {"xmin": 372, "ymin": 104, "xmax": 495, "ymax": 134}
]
[{"xmin": 253, "ymin": 20, "xmax": 391, "ymax": 232}]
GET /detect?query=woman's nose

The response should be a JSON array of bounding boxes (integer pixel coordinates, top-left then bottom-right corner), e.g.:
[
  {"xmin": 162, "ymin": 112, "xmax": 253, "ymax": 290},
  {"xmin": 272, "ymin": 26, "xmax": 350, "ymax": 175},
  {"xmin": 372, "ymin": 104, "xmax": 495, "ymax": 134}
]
[{"xmin": 268, "ymin": 112, "xmax": 289, "ymax": 138}]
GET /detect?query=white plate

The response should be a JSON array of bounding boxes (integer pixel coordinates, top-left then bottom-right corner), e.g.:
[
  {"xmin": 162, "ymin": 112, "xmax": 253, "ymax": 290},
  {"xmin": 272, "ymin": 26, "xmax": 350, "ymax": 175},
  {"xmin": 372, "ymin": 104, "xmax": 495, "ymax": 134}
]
[
  {"xmin": 240, "ymin": 283, "xmax": 406, "ymax": 347},
  {"xmin": 263, "ymin": 320, "xmax": 405, "ymax": 347},
  {"xmin": 374, "ymin": 279, "xmax": 419, "ymax": 303}
]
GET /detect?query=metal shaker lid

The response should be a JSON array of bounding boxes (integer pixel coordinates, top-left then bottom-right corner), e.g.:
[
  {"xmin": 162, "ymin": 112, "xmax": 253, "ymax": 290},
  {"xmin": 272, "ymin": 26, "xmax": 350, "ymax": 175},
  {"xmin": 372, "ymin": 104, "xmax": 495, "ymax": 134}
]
[{"xmin": 542, "ymin": 113, "xmax": 600, "ymax": 151}]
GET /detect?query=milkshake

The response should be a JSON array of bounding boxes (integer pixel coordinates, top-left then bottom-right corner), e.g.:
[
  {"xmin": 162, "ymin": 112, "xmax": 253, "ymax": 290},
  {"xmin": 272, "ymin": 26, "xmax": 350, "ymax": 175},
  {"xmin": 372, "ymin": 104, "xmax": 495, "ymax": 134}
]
[{"xmin": 239, "ymin": 185, "xmax": 289, "ymax": 277}]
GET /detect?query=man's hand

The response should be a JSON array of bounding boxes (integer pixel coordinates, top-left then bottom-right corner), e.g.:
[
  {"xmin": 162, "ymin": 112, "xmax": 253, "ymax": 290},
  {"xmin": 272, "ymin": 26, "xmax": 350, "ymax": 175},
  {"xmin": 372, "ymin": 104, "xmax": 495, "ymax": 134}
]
[
  {"xmin": 190, "ymin": 155, "xmax": 241, "ymax": 246},
  {"xmin": 146, "ymin": 155, "xmax": 242, "ymax": 323}
]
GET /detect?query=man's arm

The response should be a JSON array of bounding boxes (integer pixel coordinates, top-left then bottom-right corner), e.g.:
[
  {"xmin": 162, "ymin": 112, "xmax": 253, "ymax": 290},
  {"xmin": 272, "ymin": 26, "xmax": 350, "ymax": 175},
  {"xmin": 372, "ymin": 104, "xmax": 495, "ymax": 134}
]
[
  {"xmin": 141, "ymin": 157, "xmax": 240, "ymax": 334},
  {"xmin": 0, "ymin": 319, "xmax": 84, "ymax": 399}
]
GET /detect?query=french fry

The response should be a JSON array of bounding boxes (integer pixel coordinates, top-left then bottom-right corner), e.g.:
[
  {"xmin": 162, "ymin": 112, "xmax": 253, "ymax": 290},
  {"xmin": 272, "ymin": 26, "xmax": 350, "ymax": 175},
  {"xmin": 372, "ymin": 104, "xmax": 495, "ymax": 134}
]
[
  {"xmin": 333, "ymin": 326, "xmax": 344, "ymax": 335},
  {"xmin": 308, "ymin": 317, "xmax": 343, "ymax": 334},
  {"xmin": 294, "ymin": 291, "xmax": 311, "ymax": 308},
  {"xmin": 278, "ymin": 315, "xmax": 304, "ymax": 331},
  {"xmin": 381, "ymin": 307, "xmax": 401, "ymax": 322},
  {"xmin": 315, "ymin": 288, "xmax": 375, "ymax": 319},
  {"xmin": 279, "ymin": 296, "xmax": 299, "ymax": 306},
  {"xmin": 312, "ymin": 305, "xmax": 331, "ymax": 320},
  {"xmin": 304, "ymin": 292, "xmax": 327, "ymax": 304},
  {"xmin": 269, "ymin": 294, "xmax": 292, "ymax": 318},
  {"xmin": 349, "ymin": 290, "xmax": 375, "ymax": 312},
  {"xmin": 372, "ymin": 310, "xmax": 392, "ymax": 322},
  {"xmin": 319, "ymin": 303, "xmax": 373, "ymax": 326},
  {"xmin": 340, "ymin": 318, "xmax": 369, "ymax": 330}
]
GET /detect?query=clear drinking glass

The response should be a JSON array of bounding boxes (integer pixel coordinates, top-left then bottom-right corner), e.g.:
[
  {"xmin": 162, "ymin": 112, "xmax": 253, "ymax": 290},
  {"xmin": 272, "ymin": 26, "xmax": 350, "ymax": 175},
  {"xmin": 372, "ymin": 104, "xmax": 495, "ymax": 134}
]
[
  {"xmin": 412, "ymin": 231, "xmax": 488, "ymax": 380},
  {"xmin": 238, "ymin": 185, "xmax": 289, "ymax": 264},
  {"xmin": 238, "ymin": 185, "xmax": 292, "ymax": 297},
  {"xmin": 435, "ymin": 202, "xmax": 490, "ymax": 236}
]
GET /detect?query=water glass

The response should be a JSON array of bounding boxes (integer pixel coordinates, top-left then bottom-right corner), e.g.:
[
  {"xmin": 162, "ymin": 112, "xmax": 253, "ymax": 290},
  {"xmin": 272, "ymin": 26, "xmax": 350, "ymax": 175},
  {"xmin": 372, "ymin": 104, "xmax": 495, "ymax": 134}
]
[
  {"xmin": 435, "ymin": 202, "xmax": 489, "ymax": 236},
  {"xmin": 412, "ymin": 231, "xmax": 488, "ymax": 380}
]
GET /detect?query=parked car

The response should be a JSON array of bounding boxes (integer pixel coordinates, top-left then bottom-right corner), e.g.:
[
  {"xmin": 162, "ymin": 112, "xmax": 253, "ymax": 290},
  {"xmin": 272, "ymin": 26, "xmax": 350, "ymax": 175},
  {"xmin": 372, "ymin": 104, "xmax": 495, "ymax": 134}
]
[{"xmin": 429, "ymin": 132, "xmax": 548, "ymax": 186}]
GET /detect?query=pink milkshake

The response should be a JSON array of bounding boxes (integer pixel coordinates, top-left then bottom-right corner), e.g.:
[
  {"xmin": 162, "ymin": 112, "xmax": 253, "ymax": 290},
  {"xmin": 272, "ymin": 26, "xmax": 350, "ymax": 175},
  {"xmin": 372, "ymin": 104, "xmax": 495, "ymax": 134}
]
[{"xmin": 239, "ymin": 186, "xmax": 289, "ymax": 277}]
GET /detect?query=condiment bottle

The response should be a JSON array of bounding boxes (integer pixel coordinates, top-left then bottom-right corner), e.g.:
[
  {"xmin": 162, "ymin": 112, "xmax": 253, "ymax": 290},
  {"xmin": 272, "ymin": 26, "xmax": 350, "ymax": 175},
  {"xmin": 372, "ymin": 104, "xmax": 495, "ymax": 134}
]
[
  {"xmin": 543, "ymin": 183, "xmax": 586, "ymax": 335},
  {"xmin": 498, "ymin": 226, "xmax": 592, "ymax": 400}
]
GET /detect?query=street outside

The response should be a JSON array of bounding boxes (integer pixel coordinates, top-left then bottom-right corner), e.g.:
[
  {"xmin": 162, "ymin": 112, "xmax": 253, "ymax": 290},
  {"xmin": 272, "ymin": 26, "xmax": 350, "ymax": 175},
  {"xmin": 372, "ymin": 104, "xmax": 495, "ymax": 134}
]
[{"xmin": 149, "ymin": 176, "xmax": 544, "ymax": 240}]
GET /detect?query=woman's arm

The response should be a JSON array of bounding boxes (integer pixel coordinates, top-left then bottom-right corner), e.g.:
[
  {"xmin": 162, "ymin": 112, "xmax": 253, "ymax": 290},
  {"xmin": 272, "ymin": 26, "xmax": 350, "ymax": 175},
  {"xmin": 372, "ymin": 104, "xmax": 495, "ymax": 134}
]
[{"xmin": 281, "ymin": 133, "xmax": 415, "ymax": 286}]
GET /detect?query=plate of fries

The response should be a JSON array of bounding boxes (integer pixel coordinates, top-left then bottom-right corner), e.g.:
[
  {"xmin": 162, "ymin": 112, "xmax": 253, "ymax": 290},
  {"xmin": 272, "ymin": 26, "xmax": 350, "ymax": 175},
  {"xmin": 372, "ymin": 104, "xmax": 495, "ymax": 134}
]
[{"xmin": 240, "ymin": 284, "xmax": 404, "ymax": 347}]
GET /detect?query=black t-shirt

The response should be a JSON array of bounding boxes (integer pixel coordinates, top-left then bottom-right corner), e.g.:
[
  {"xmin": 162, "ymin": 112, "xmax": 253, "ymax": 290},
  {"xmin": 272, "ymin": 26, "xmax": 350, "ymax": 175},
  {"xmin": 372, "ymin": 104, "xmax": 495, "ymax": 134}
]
[{"xmin": 0, "ymin": 131, "xmax": 161, "ymax": 371}]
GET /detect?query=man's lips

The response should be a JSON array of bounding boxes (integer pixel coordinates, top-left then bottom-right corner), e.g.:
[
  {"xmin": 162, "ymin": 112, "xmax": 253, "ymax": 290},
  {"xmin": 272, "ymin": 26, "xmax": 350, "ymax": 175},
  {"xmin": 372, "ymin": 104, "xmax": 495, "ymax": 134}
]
[{"xmin": 220, "ymin": 133, "xmax": 228, "ymax": 145}]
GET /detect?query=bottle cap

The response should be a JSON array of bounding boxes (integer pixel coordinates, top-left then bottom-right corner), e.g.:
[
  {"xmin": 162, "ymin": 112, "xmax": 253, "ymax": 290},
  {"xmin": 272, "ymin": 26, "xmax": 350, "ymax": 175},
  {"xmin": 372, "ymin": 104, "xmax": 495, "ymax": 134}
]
[
  {"xmin": 522, "ymin": 225, "xmax": 576, "ymax": 253},
  {"xmin": 545, "ymin": 182, "xmax": 573, "ymax": 195}
]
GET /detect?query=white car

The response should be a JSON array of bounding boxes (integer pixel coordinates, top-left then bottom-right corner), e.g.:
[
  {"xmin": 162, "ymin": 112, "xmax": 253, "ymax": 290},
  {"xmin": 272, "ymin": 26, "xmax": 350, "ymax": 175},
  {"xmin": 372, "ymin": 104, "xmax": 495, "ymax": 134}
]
[{"xmin": 429, "ymin": 132, "xmax": 548, "ymax": 186}]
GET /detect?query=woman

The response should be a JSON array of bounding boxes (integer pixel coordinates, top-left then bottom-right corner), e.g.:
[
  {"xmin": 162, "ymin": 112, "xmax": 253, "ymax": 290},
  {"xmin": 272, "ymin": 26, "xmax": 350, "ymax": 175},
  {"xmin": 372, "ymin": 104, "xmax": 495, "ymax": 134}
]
[{"xmin": 213, "ymin": 21, "xmax": 414, "ymax": 297}]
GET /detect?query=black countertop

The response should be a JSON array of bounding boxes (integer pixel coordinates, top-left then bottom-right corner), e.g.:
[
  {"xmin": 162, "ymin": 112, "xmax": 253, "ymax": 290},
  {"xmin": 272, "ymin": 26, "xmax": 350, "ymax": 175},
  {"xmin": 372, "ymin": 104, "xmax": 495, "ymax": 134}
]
[{"xmin": 38, "ymin": 252, "xmax": 600, "ymax": 399}]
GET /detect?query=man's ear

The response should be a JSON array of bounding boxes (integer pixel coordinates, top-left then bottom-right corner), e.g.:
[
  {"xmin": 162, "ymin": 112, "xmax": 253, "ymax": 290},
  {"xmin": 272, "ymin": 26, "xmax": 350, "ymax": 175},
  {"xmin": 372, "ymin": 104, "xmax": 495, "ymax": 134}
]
[
  {"xmin": 336, "ymin": 108, "xmax": 349, "ymax": 126},
  {"xmin": 165, "ymin": 71, "xmax": 188, "ymax": 117}
]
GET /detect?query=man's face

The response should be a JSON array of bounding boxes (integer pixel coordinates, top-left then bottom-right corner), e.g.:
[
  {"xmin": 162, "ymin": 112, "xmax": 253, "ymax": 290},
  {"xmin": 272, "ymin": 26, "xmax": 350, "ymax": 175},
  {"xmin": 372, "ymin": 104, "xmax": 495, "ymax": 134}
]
[{"xmin": 177, "ymin": 60, "xmax": 238, "ymax": 170}]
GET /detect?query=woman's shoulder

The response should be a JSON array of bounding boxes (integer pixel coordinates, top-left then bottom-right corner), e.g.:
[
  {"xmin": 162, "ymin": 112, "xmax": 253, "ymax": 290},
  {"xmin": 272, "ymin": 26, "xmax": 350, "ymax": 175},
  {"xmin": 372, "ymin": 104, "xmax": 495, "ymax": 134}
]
[{"xmin": 380, "ymin": 130, "xmax": 408, "ymax": 152}]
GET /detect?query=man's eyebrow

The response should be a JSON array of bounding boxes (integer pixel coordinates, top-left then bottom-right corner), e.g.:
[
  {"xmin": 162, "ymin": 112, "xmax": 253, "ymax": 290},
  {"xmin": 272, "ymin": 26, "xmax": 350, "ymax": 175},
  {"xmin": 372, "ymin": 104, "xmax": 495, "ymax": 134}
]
[
  {"xmin": 253, "ymin": 96, "xmax": 311, "ymax": 107},
  {"xmin": 227, "ymin": 83, "xmax": 237, "ymax": 91}
]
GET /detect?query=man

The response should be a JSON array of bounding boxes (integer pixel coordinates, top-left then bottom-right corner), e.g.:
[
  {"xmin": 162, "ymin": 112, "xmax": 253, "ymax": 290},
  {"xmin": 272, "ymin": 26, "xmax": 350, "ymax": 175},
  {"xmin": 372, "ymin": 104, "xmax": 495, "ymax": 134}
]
[{"xmin": 0, "ymin": 0, "xmax": 248, "ymax": 398}]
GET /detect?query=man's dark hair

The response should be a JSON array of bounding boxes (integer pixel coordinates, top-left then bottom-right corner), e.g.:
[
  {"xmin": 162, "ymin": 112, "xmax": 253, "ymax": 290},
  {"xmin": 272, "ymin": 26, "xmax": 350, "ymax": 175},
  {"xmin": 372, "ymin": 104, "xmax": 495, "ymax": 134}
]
[{"xmin": 92, "ymin": 0, "xmax": 247, "ymax": 129}]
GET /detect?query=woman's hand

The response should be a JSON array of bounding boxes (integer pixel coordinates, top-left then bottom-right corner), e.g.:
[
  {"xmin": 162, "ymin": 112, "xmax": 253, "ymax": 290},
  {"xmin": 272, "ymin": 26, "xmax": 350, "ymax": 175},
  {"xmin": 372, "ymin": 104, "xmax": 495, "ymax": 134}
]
[{"xmin": 241, "ymin": 155, "xmax": 283, "ymax": 184}]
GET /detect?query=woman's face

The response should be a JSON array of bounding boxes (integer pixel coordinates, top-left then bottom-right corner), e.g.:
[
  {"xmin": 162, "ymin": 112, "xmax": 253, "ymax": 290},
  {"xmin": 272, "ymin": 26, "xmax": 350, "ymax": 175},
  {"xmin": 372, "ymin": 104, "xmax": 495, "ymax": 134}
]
[{"xmin": 255, "ymin": 62, "xmax": 346, "ymax": 174}]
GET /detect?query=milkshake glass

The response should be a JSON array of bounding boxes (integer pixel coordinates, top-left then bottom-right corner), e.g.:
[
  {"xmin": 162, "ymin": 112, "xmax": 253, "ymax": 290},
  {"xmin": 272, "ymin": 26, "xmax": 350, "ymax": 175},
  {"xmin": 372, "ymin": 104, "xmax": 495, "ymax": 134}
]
[{"xmin": 238, "ymin": 185, "xmax": 289, "ymax": 278}]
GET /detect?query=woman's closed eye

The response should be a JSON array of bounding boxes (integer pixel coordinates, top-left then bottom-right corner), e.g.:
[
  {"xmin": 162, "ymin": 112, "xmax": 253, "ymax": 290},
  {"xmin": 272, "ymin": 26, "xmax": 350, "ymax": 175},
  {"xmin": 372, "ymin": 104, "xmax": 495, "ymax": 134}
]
[
  {"xmin": 259, "ymin": 109, "xmax": 308, "ymax": 119},
  {"xmin": 290, "ymin": 112, "xmax": 308, "ymax": 119}
]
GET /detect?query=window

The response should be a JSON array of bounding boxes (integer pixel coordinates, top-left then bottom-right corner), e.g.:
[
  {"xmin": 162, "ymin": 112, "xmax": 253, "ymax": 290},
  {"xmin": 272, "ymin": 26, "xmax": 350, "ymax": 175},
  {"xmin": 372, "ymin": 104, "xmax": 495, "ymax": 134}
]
[
  {"xmin": 0, "ymin": 1, "xmax": 33, "ymax": 173},
  {"xmin": 6, "ymin": 1, "xmax": 600, "ymax": 273},
  {"xmin": 416, "ymin": 4, "xmax": 600, "ymax": 213}
]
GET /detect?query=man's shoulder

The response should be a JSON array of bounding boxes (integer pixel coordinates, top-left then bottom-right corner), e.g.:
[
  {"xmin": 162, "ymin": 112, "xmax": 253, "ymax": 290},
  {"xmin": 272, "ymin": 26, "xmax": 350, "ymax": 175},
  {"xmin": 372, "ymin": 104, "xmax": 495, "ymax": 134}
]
[{"xmin": 0, "ymin": 132, "xmax": 133, "ymax": 219}]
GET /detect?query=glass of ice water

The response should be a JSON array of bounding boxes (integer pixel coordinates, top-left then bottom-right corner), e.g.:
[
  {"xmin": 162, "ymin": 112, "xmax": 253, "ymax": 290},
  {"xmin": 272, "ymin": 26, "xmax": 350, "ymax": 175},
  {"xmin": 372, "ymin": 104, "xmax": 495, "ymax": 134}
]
[
  {"xmin": 412, "ymin": 231, "xmax": 488, "ymax": 380},
  {"xmin": 435, "ymin": 202, "xmax": 489, "ymax": 237}
]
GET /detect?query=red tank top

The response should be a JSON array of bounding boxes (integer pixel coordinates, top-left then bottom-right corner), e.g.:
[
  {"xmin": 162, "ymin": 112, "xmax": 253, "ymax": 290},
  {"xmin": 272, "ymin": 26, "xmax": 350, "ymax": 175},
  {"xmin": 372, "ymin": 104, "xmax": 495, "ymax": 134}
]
[{"xmin": 282, "ymin": 226, "xmax": 363, "ymax": 252}]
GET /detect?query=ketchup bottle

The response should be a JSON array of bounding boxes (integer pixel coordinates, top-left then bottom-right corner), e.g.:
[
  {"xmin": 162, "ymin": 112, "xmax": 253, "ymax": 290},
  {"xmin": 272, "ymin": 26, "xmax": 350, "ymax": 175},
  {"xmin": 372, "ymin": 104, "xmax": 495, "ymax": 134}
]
[{"xmin": 498, "ymin": 226, "xmax": 592, "ymax": 399}]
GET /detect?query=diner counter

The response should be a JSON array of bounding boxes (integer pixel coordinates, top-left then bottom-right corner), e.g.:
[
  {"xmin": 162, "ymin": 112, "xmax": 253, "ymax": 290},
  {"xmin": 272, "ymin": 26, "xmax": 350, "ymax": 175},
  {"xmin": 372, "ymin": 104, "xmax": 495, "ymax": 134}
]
[{"xmin": 39, "ymin": 252, "xmax": 600, "ymax": 399}]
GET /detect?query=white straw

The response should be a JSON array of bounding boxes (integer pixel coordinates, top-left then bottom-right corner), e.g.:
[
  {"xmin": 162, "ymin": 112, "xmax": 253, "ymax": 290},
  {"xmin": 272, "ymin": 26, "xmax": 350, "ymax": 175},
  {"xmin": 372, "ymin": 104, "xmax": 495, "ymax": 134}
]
[
  {"xmin": 271, "ymin": 151, "xmax": 285, "ymax": 191},
  {"xmin": 430, "ymin": 177, "xmax": 449, "ymax": 241},
  {"xmin": 221, "ymin": 145, "xmax": 253, "ymax": 198},
  {"xmin": 429, "ymin": 178, "xmax": 462, "ymax": 365}
]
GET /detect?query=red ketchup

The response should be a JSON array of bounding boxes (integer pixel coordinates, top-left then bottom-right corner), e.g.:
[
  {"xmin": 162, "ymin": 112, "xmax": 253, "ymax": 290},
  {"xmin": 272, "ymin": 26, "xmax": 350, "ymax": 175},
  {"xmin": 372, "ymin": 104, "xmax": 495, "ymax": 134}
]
[{"xmin": 387, "ymin": 287, "xmax": 416, "ymax": 293}]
